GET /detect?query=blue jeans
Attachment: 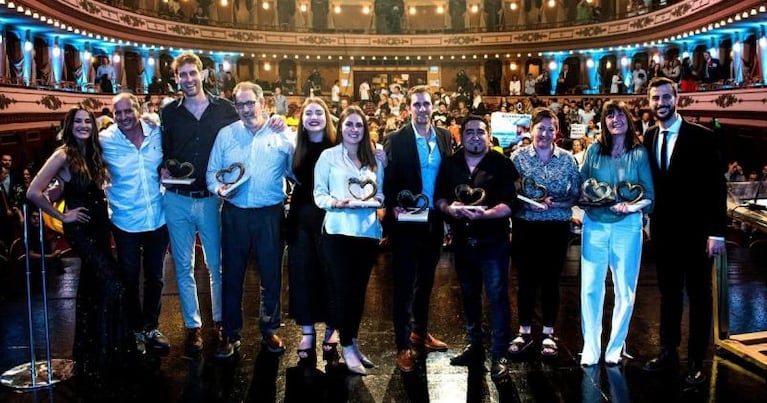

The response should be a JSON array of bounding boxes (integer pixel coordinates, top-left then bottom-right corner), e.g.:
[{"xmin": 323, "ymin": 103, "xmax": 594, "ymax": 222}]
[
  {"xmin": 453, "ymin": 236, "xmax": 511, "ymax": 360},
  {"xmin": 111, "ymin": 224, "xmax": 169, "ymax": 331},
  {"xmin": 221, "ymin": 202, "xmax": 284, "ymax": 341},
  {"xmin": 163, "ymin": 192, "xmax": 223, "ymax": 329}
]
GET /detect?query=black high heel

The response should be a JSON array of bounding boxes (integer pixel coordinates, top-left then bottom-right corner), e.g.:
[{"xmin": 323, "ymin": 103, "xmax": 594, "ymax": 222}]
[
  {"xmin": 322, "ymin": 341, "xmax": 340, "ymax": 364},
  {"xmin": 297, "ymin": 332, "xmax": 317, "ymax": 367}
]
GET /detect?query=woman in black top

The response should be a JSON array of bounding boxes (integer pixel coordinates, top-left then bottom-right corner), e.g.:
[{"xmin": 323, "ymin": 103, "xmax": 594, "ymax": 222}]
[{"xmin": 287, "ymin": 98, "xmax": 339, "ymax": 367}]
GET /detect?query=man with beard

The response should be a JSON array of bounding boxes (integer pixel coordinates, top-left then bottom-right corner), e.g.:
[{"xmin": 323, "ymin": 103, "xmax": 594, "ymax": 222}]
[
  {"xmin": 641, "ymin": 77, "xmax": 727, "ymax": 385},
  {"xmin": 101, "ymin": 92, "xmax": 170, "ymax": 353},
  {"xmin": 435, "ymin": 115, "xmax": 518, "ymax": 382},
  {"xmin": 206, "ymin": 81, "xmax": 294, "ymax": 359},
  {"xmin": 160, "ymin": 52, "xmax": 239, "ymax": 357},
  {"xmin": 383, "ymin": 85, "xmax": 452, "ymax": 372}
]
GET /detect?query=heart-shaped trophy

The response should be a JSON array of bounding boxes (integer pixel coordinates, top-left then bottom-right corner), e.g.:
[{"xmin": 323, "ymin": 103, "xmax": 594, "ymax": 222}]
[
  {"xmin": 397, "ymin": 190, "xmax": 429, "ymax": 214},
  {"xmin": 454, "ymin": 184, "xmax": 487, "ymax": 210},
  {"xmin": 521, "ymin": 177, "xmax": 548, "ymax": 202},
  {"xmin": 347, "ymin": 178, "xmax": 381, "ymax": 207},
  {"xmin": 615, "ymin": 181, "xmax": 645, "ymax": 204},
  {"xmin": 580, "ymin": 178, "xmax": 616, "ymax": 206},
  {"xmin": 163, "ymin": 159, "xmax": 195, "ymax": 184},
  {"xmin": 348, "ymin": 178, "xmax": 377, "ymax": 201},
  {"xmin": 215, "ymin": 163, "xmax": 247, "ymax": 197}
]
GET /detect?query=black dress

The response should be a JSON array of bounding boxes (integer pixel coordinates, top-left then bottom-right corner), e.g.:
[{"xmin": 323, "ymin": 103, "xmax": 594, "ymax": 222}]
[
  {"xmin": 62, "ymin": 167, "xmax": 135, "ymax": 387},
  {"xmin": 287, "ymin": 141, "xmax": 331, "ymax": 326}
]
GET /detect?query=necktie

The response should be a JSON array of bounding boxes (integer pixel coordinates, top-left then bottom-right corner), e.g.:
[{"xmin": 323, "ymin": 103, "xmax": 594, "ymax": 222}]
[{"xmin": 660, "ymin": 130, "xmax": 669, "ymax": 171}]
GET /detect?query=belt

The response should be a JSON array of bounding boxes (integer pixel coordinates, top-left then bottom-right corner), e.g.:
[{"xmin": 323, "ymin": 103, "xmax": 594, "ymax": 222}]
[{"xmin": 168, "ymin": 188, "xmax": 212, "ymax": 198}]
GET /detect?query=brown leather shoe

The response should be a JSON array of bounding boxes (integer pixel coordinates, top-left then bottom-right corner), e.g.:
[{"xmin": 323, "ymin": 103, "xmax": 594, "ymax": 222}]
[
  {"xmin": 263, "ymin": 334, "xmax": 286, "ymax": 354},
  {"xmin": 409, "ymin": 332, "xmax": 448, "ymax": 352},
  {"xmin": 396, "ymin": 349, "xmax": 415, "ymax": 372},
  {"xmin": 184, "ymin": 327, "xmax": 203, "ymax": 354}
]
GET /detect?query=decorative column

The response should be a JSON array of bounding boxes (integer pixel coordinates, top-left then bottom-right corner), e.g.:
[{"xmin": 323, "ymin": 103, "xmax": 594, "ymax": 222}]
[
  {"xmin": 0, "ymin": 23, "xmax": 6, "ymax": 79},
  {"xmin": 585, "ymin": 55, "xmax": 598, "ymax": 94},
  {"xmin": 23, "ymin": 30, "xmax": 34, "ymax": 86},
  {"xmin": 113, "ymin": 49, "xmax": 126, "ymax": 91},
  {"xmin": 82, "ymin": 42, "xmax": 93, "ymax": 91},
  {"xmin": 51, "ymin": 36, "xmax": 63, "ymax": 86},
  {"xmin": 731, "ymin": 33, "xmax": 742, "ymax": 83}
]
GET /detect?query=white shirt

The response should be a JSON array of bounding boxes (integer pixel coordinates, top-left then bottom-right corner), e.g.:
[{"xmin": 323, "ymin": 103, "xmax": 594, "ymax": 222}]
[
  {"xmin": 99, "ymin": 121, "xmax": 165, "ymax": 232},
  {"xmin": 332, "ymin": 84, "xmax": 341, "ymax": 102},
  {"xmin": 509, "ymin": 80, "xmax": 521, "ymax": 96},
  {"xmin": 313, "ymin": 144, "xmax": 384, "ymax": 240},
  {"xmin": 610, "ymin": 75, "xmax": 622, "ymax": 94},
  {"xmin": 656, "ymin": 113, "xmax": 683, "ymax": 169},
  {"xmin": 359, "ymin": 82, "xmax": 370, "ymax": 101},
  {"xmin": 206, "ymin": 121, "xmax": 294, "ymax": 208}
]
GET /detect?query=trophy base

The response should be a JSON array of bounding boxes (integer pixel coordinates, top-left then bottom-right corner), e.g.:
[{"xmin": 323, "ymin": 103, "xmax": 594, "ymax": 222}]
[
  {"xmin": 219, "ymin": 175, "xmax": 250, "ymax": 197},
  {"xmin": 397, "ymin": 209, "xmax": 429, "ymax": 222},
  {"xmin": 452, "ymin": 205, "xmax": 487, "ymax": 212},
  {"xmin": 1, "ymin": 359, "xmax": 75, "ymax": 390},
  {"xmin": 517, "ymin": 195, "xmax": 546, "ymax": 209},
  {"xmin": 348, "ymin": 200, "xmax": 382, "ymax": 208},
  {"xmin": 162, "ymin": 178, "xmax": 195, "ymax": 185}
]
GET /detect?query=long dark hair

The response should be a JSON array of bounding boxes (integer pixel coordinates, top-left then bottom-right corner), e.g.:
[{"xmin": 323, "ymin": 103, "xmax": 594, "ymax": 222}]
[
  {"xmin": 60, "ymin": 106, "xmax": 109, "ymax": 186},
  {"xmin": 597, "ymin": 100, "xmax": 640, "ymax": 156},
  {"xmin": 293, "ymin": 97, "xmax": 337, "ymax": 172},
  {"xmin": 337, "ymin": 105, "xmax": 377, "ymax": 172}
]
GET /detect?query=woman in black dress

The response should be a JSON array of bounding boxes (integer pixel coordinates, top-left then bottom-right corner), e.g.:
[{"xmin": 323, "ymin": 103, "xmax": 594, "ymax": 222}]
[
  {"xmin": 27, "ymin": 106, "xmax": 134, "ymax": 388},
  {"xmin": 287, "ymin": 98, "xmax": 339, "ymax": 366}
]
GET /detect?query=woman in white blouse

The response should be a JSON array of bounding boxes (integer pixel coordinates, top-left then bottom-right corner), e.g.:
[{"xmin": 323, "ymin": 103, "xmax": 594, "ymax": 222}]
[{"xmin": 313, "ymin": 105, "xmax": 384, "ymax": 376}]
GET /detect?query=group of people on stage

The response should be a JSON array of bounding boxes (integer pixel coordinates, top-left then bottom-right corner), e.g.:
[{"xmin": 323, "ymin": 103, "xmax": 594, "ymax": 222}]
[{"xmin": 25, "ymin": 48, "xmax": 727, "ymax": 389}]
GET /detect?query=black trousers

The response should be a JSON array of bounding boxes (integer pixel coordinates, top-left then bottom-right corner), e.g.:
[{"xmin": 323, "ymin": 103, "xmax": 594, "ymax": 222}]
[
  {"xmin": 390, "ymin": 211, "xmax": 444, "ymax": 350},
  {"xmin": 321, "ymin": 233, "xmax": 378, "ymax": 346},
  {"xmin": 652, "ymin": 230, "xmax": 713, "ymax": 365},
  {"xmin": 512, "ymin": 219, "xmax": 571, "ymax": 328}
]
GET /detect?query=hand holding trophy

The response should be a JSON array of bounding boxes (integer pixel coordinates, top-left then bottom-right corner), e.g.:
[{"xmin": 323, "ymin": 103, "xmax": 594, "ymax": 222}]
[
  {"xmin": 579, "ymin": 178, "xmax": 649, "ymax": 213},
  {"xmin": 162, "ymin": 159, "xmax": 196, "ymax": 185},
  {"xmin": 516, "ymin": 177, "xmax": 548, "ymax": 209},
  {"xmin": 215, "ymin": 162, "xmax": 249, "ymax": 197},
  {"xmin": 346, "ymin": 178, "xmax": 381, "ymax": 208}
]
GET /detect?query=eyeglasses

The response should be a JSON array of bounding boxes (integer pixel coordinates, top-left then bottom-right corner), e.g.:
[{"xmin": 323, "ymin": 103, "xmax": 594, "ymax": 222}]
[{"xmin": 234, "ymin": 100, "xmax": 258, "ymax": 110}]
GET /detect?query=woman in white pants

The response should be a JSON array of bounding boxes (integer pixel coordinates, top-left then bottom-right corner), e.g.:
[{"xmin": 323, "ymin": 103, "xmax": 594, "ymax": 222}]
[{"xmin": 579, "ymin": 100, "xmax": 654, "ymax": 366}]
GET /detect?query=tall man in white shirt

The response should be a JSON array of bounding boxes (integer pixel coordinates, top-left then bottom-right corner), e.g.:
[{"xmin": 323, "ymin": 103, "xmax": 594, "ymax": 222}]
[
  {"xmin": 207, "ymin": 81, "xmax": 295, "ymax": 358},
  {"xmin": 100, "ymin": 92, "xmax": 170, "ymax": 352}
]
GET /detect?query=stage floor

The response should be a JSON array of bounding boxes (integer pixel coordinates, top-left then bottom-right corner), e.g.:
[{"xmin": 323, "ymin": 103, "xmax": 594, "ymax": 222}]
[{"xmin": 1, "ymin": 240, "xmax": 766, "ymax": 402}]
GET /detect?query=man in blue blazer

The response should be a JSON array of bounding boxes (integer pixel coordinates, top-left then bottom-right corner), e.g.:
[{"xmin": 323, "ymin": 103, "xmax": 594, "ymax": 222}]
[
  {"xmin": 383, "ymin": 85, "xmax": 453, "ymax": 372},
  {"xmin": 641, "ymin": 77, "xmax": 727, "ymax": 385}
]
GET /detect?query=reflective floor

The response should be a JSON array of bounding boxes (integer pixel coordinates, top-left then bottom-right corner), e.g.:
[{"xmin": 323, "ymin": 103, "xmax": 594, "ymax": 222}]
[{"xmin": 1, "ymin": 240, "xmax": 766, "ymax": 402}]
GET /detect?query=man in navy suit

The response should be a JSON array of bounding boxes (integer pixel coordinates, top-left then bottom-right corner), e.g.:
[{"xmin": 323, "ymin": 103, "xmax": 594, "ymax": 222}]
[
  {"xmin": 641, "ymin": 77, "xmax": 727, "ymax": 385},
  {"xmin": 383, "ymin": 85, "xmax": 452, "ymax": 372}
]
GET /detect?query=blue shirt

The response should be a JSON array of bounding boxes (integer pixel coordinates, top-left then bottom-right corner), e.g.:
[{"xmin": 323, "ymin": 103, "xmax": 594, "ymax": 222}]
[
  {"xmin": 579, "ymin": 142, "xmax": 655, "ymax": 223},
  {"xmin": 206, "ymin": 121, "xmax": 294, "ymax": 208},
  {"xmin": 100, "ymin": 121, "xmax": 165, "ymax": 232},
  {"xmin": 510, "ymin": 144, "xmax": 581, "ymax": 222},
  {"xmin": 313, "ymin": 144, "xmax": 384, "ymax": 240},
  {"xmin": 413, "ymin": 122, "xmax": 441, "ymax": 209}
]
